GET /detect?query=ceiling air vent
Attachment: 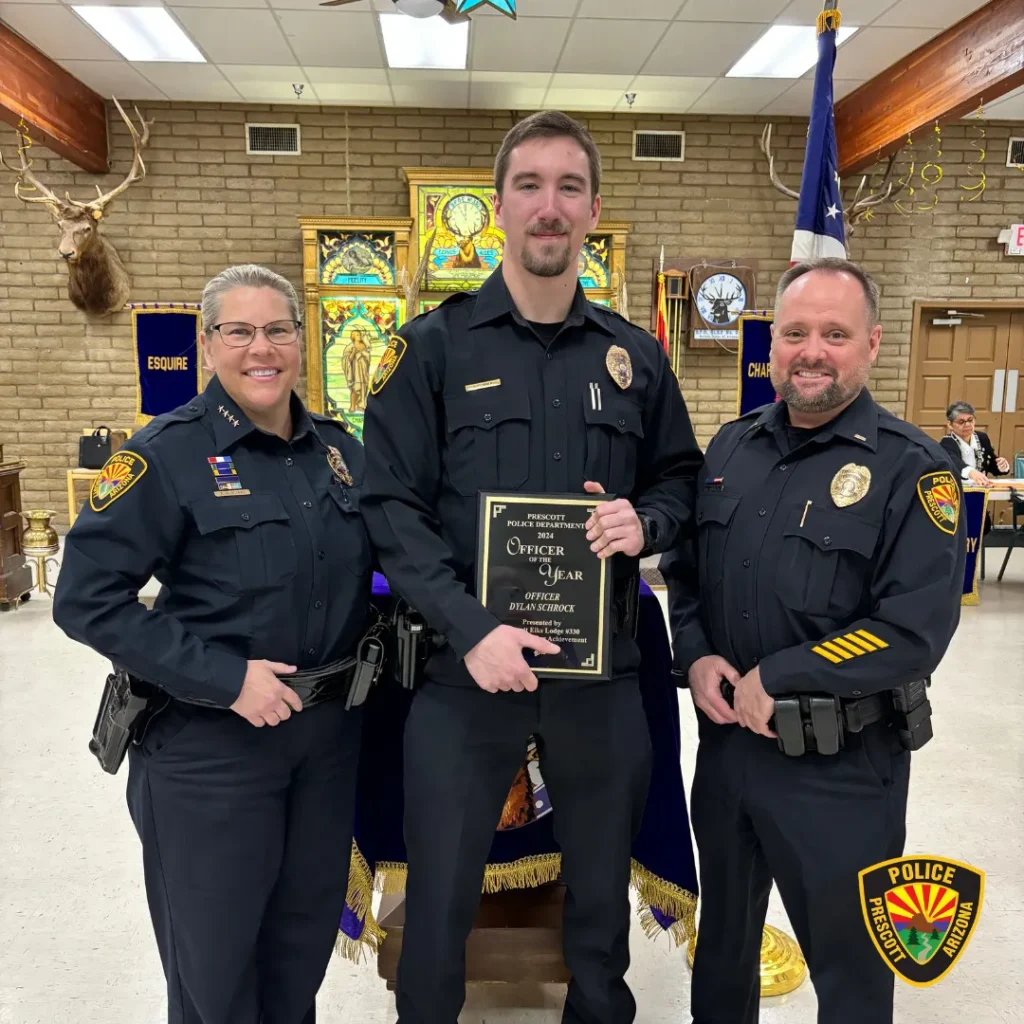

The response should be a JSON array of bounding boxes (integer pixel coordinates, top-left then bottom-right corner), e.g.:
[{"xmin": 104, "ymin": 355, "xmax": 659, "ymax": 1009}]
[
  {"xmin": 1007, "ymin": 137, "xmax": 1024, "ymax": 169},
  {"xmin": 632, "ymin": 130, "xmax": 684, "ymax": 162},
  {"xmin": 246, "ymin": 123, "xmax": 301, "ymax": 156}
]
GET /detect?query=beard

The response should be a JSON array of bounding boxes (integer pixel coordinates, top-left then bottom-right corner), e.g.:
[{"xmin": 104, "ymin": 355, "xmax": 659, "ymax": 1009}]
[
  {"xmin": 520, "ymin": 220, "xmax": 573, "ymax": 278},
  {"xmin": 771, "ymin": 359, "xmax": 868, "ymax": 414}
]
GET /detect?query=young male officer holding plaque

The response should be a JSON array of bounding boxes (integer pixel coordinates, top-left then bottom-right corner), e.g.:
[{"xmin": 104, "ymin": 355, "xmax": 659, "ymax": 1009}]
[{"xmin": 361, "ymin": 111, "xmax": 702, "ymax": 1024}]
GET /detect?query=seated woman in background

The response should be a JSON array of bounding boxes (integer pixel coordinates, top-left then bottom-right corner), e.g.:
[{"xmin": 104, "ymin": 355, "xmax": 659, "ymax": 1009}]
[{"xmin": 940, "ymin": 400, "xmax": 1011, "ymax": 488}]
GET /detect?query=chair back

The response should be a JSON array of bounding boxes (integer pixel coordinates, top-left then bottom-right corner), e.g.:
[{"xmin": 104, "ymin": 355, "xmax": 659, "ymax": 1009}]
[{"xmin": 1015, "ymin": 450, "xmax": 1024, "ymax": 480}]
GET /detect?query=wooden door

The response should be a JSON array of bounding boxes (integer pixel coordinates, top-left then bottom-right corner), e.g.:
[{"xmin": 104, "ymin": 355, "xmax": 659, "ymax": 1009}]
[{"xmin": 909, "ymin": 311, "xmax": 1013, "ymax": 442}]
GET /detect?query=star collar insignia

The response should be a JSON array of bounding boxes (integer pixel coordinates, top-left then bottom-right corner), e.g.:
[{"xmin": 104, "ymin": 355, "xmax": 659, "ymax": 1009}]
[
  {"xmin": 218, "ymin": 404, "xmax": 240, "ymax": 429},
  {"xmin": 457, "ymin": 0, "xmax": 517, "ymax": 18}
]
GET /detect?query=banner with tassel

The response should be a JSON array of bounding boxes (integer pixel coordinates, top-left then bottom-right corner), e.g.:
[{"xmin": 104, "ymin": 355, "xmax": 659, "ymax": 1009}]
[{"xmin": 131, "ymin": 306, "xmax": 202, "ymax": 425}]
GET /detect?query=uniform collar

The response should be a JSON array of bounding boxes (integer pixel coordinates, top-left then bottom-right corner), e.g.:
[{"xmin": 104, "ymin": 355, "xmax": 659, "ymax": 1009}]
[
  {"xmin": 751, "ymin": 386, "xmax": 878, "ymax": 452},
  {"xmin": 468, "ymin": 263, "xmax": 615, "ymax": 336},
  {"xmin": 206, "ymin": 375, "xmax": 314, "ymax": 454}
]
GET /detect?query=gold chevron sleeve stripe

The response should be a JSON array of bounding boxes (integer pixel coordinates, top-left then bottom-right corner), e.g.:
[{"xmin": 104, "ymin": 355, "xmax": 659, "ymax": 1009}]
[
  {"xmin": 822, "ymin": 640, "xmax": 854, "ymax": 660},
  {"xmin": 844, "ymin": 632, "xmax": 876, "ymax": 652},
  {"xmin": 812, "ymin": 645, "xmax": 844, "ymax": 664},
  {"xmin": 855, "ymin": 629, "xmax": 889, "ymax": 649},
  {"xmin": 830, "ymin": 637, "xmax": 865, "ymax": 658}
]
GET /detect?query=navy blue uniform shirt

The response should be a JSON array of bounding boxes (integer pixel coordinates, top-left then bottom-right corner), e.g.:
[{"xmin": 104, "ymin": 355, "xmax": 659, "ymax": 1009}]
[
  {"xmin": 663, "ymin": 388, "xmax": 966, "ymax": 699},
  {"xmin": 53, "ymin": 375, "xmax": 372, "ymax": 707},
  {"xmin": 361, "ymin": 265, "xmax": 702, "ymax": 681}
]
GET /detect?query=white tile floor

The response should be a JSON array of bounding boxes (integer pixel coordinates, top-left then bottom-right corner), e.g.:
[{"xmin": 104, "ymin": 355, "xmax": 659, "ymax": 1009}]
[{"xmin": 1, "ymin": 553, "xmax": 1021, "ymax": 1023}]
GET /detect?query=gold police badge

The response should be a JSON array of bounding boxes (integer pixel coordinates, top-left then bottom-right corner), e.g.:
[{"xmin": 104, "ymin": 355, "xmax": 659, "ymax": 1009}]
[
  {"xmin": 326, "ymin": 445, "xmax": 353, "ymax": 486},
  {"xmin": 830, "ymin": 463, "xmax": 871, "ymax": 507},
  {"xmin": 606, "ymin": 345, "xmax": 632, "ymax": 390}
]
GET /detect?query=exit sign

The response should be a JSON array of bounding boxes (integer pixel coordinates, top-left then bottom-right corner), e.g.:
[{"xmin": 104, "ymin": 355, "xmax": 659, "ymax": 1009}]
[{"xmin": 999, "ymin": 223, "xmax": 1024, "ymax": 255}]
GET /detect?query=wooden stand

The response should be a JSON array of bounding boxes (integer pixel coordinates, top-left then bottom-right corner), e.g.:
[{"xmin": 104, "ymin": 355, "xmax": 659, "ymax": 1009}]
[
  {"xmin": 0, "ymin": 462, "xmax": 34, "ymax": 610},
  {"xmin": 376, "ymin": 883, "xmax": 571, "ymax": 992}
]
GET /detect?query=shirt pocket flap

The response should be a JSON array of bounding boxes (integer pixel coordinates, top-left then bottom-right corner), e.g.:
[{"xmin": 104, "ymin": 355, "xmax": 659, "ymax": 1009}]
[
  {"xmin": 191, "ymin": 493, "xmax": 290, "ymax": 535},
  {"xmin": 696, "ymin": 493, "xmax": 740, "ymax": 527},
  {"xmin": 583, "ymin": 399, "xmax": 644, "ymax": 438},
  {"xmin": 784, "ymin": 504, "xmax": 879, "ymax": 556},
  {"xmin": 444, "ymin": 389, "xmax": 531, "ymax": 433}
]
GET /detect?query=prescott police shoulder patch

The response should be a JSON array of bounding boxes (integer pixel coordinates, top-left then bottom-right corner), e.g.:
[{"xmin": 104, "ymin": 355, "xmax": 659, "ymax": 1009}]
[
  {"xmin": 370, "ymin": 334, "xmax": 407, "ymax": 395},
  {"xmin": 916, "ymin": 470, "xmax": 960, "ymax": 534},
  {"xmin": 90, "ymin": 451, "xmax": 148, "ymax": 512}
]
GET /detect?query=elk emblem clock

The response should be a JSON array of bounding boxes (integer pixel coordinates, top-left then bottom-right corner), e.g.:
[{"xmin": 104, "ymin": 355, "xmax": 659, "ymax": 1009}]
[{"xmin": 689, "ymin": 264, "xmax": 756, "ymax": 347}]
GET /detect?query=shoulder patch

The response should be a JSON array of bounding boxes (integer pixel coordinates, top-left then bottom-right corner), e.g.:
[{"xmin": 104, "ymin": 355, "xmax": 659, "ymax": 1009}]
[
  {"xmin": 90, "ymin": 451, "xmax": 148, "ymax": 512},
  {"xmin": 370, "ymin": 334, "xmax": 407, "ymax": 395},
  {"xmin": 917, "ymin": 470, "xmax": 960, "ymax": 534}
]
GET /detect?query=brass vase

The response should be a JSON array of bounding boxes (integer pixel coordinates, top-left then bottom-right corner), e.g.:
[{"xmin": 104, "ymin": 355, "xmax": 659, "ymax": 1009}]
[
  {"xmin": 687, "ymin": 924, "xmax": 806, "ymax": 998},
  {"xmin": 21, "ymin": 510, "xmax": 60, "ymax": 596}
]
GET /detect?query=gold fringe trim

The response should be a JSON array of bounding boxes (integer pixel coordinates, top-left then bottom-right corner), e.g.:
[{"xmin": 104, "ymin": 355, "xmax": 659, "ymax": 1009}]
[
  {"xmin": 630, "ymin": 860, "xmax": 697, "ymax": 948},
  {"xmin": 817, "ymin": 8, "xmax": 841, "ymax": 34}
]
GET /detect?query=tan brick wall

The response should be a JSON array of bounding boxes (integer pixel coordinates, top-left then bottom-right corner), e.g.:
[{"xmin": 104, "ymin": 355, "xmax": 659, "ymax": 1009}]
[{"xmin": 1, "ymin": 103, "xmax": 1022, "ymax": 523}]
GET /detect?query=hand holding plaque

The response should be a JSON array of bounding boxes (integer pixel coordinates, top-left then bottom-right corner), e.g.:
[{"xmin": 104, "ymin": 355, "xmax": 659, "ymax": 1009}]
[{"xmin": 583, "ymin": 481, "xmax": 645, "ymax": 558}]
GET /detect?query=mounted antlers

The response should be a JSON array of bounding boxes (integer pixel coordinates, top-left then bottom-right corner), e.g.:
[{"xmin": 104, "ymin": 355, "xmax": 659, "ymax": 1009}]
[
  {"xmin": 401, "ymin": 228, "xmax": 437, "ymax": 315},
  {"xmin": 758, "ymin": 123, "xmax": 908, "ymax": 241},
  {"xmin": 0, "ymin": 98, "xmax": 152, "ymax": 316}
]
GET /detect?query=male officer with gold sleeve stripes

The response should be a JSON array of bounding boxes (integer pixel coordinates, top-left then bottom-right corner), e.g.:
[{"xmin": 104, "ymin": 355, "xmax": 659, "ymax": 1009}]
[{"xmin": 661, "ymin": 257, "xmax": 965, "ymax": 1024}]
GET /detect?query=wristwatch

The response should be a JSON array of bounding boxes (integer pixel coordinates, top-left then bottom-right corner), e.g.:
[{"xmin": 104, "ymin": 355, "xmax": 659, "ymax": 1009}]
[{"xmin": 637, "ymin": 512, "xmax": 658, "ymax": 557}]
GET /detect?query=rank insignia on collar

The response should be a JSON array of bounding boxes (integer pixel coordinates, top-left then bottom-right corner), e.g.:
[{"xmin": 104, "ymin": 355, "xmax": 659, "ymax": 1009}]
[
  {"xmin": 218, "ymin": 404, "xmax": 240, "ymax": 429},
  {"xmin": 370, "ymin": 335, "xmax": 407, "ymax": 395},
  {"xmin": 858, "ymin": 855, "xmax": 984, "ymax": 987},
  {"xmin": 831, "ymin": 463, "xmax": 871, "ymax": 507},
  {"xmin": 327, "ymin": 445, "xmax": 354, "ymax": 486},
  {"xmin": 209, "ymin": 456, "xmax": 251, "ymax": 498},
  {"xmin": 90, "ymin": 451, "xmax": 148, "ymax": 512},
  {"xmin": 917, "ymin": 470, "xmax": 959, "ymax": 534},
  {"xmin": 605, "ymin": 345, "xmax": 632, "ymax": 390}
]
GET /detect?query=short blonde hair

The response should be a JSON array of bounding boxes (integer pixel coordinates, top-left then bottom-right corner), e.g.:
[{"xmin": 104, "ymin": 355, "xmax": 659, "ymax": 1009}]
[{"xmin": 200, "ymin": 264, "xmax": 300, "ymax": 333}]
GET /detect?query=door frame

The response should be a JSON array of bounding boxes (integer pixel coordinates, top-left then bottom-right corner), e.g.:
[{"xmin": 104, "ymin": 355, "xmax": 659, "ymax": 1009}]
[{"xmin": 905, "ymin": 300, "xmax": 1024, "ymax": 427}]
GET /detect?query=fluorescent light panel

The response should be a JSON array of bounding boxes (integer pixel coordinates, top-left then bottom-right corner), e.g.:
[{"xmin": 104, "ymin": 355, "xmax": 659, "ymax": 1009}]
[
  {"xmin": 727, "ymin": 25, "xmax": 857, "ymax": 79},
  {"xmin": 73, "ymin": 6, "xmax": 205, "ymax": 63},
  {"xmin": 379, "ymin": 11, "xmax": 468, "ymax": 71}
]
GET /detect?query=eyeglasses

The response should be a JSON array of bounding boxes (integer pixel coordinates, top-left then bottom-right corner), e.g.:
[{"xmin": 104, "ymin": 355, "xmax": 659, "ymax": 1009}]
[
  {"xmin": 212, "ymin": 320, "xmax": 302, "ymax": 347},
  {"xmin": 953, "ymin": 417, "xmax": 975, "ymax": 427}
]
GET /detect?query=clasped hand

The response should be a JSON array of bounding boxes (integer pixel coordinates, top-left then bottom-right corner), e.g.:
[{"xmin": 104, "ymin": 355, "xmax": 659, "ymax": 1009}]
[
  {"xmin": 583, "ymin": 481, "xmax": 644, "ymax": 558},
  {"xmin": 687, "ymin": 655, "xmax": 776, "ymax": 737},
  {"xmin": 231, "ymin": 660, "xmax": 302, "ymax": 727}
]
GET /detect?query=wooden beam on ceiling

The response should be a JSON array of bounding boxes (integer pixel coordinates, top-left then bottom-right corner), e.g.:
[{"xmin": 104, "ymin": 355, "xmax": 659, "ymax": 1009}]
[
  {"xmin": 835, "ymin": 0, "xmax": 1024, "ymax": 177},
  {"xmin": 0, "ymin": 22, "xmax": 108, "ymax": 173}
]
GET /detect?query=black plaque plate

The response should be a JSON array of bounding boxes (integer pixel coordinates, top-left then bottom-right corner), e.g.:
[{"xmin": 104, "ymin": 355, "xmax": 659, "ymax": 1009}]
[{"xmin": 476, "ymin": 491, "xmax": 613, "ymax": 680}]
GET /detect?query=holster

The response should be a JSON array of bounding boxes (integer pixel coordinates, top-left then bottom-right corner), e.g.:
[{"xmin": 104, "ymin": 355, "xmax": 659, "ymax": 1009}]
[{"xmin": 88, "ymin": 667, "xmax": 158, "ymax": 775}]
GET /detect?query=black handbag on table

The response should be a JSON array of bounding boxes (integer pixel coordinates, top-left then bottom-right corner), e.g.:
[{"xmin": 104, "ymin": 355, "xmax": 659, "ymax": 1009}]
[{"xmin": 79, "ymin": 426, "xmax": 112, "ymax": 469}]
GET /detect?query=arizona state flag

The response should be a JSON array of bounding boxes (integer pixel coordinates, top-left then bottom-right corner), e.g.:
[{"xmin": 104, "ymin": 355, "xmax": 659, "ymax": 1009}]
[{"xmin": 655, "ymin": 271, "xmax": 670, "ymax": 354}]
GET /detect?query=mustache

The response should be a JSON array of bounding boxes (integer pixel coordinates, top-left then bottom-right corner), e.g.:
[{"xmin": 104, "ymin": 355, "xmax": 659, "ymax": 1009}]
[
  {"xmin": 528, "ymin": 220, "xmax": 570, "ymax": 237},
  {"xmin": 788, "ymin": 361, "xmax": 836, "ymax": 377}
]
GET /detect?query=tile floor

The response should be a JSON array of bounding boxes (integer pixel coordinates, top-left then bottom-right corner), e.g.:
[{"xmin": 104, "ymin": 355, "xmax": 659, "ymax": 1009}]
[{"xmin": 1, "ymin": 552, "xmax": 1020, "ymax": 1023}]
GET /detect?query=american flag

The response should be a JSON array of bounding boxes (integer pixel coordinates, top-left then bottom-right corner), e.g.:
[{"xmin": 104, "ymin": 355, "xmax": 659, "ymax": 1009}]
[{"xmin": 790, "ymin": 7, "xmax": 847, "ymax": 264}]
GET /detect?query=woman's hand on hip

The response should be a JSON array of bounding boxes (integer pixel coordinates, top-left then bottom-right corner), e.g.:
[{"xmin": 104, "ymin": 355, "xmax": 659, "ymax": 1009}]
[{"xmin": 231, "ymin": 660, "xmax": 302, "ymax": 727}]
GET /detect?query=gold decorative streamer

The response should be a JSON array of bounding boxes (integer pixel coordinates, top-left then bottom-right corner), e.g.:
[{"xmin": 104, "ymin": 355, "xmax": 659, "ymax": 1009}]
[
  {"xmin": 892, "ymin": 134, "xmax": 916, "ymax": 216},
  {"xmin": 12, "ymin": 117, "xmax": 39, "ymax": 197},
  {"xmin": 960, "ymin": 105, "xmax": 987, "ymax": 202},
  {"xmin": 915, "ymin": 121, "xmax": 943, "ymax": 212}
]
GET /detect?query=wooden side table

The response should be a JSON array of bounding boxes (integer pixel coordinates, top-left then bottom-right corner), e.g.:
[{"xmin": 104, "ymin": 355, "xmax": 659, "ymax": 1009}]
[
  {"xmin": 67, "ymin": 469, "xmax": 100, "ymax": 527},
  {"xmin": 0, "ymin": 461, "xmax": 34, "ymax": 609}
]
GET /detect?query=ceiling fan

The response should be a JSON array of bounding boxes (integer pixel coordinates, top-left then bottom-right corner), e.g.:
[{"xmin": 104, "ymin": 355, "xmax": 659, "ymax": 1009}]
[{"xmin": 319, "ymin": 0, "xmax": 470, "ymax": 23}]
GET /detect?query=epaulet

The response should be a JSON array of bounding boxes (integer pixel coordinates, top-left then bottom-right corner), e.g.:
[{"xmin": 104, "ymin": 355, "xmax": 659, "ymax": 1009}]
[
  {"xmin": 877, "ymin": 408, "xmax": 947, "ymax": 457},
  {"xmin": 310, "ymin": 410, "xmax": 356, "ymax": 436},
  {"xmin": 132, "ymin": 396, "xmax": 205, "ymax": 444},
  {"xmin": 402, "ymin": 290, "xmax": 477, "ymax": 330}
]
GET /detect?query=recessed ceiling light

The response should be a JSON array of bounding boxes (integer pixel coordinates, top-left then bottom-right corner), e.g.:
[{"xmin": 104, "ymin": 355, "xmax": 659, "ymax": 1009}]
[
  {"xmin": 379, "ymin": 11, "xmax": 468, "ymax": 71},
  {"xmin": 727, "ymin": 24, "xmax": 857, "ymax": 79},
  {"xmin": 72, "ymin": 6, "xmax": 205, "ymax": 63}
]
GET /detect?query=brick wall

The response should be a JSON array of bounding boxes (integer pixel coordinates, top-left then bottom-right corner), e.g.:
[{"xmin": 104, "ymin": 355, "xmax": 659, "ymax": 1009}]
[{"xmin": 1, "ymin": 103, "xmax": 1022, "ymax": 523}]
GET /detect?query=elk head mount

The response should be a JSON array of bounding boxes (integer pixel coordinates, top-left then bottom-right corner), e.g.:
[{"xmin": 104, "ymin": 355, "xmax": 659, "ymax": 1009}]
[
  {"xmin": 1, "ymin": 99, "xmax": 152, "ymax": 316},
  {"xmin": 759, "ymin": 123, "xmax": 908, "ymax": 243}
]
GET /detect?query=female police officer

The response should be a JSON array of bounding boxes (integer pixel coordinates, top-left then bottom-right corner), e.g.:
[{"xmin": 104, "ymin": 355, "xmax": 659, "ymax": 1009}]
[{"xmin": 53, "ymin": 264, "xmax": 373, "ymax": 1024}]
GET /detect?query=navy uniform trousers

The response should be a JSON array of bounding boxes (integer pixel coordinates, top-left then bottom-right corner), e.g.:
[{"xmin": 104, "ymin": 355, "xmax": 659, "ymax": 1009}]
[
  {"xmin": 127, "ymin": 697, "xmax": 361, "ymax": 1024},
  {"xmin": 688, "ymin": 715, "xmax": 910, "ymax": 1024},
  {"xmin": 395, "ymin": 676, "xmax": 653, "ymax": 1024}
]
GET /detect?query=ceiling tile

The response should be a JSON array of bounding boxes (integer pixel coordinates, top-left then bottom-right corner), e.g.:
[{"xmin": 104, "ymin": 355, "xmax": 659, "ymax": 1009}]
[
  {"xmin": 974, "ymin": 85, "xmax": 1024, "ymax": 121},
  {"xmin": 469, "ymin": 70, "xmax": 550, "ymax": 108},
  {"xmin": 875, "ymin": 0, "xmax": 988, "ymax": 29},
  {"xmin": 468, "ymin": 0, "xmax": 580, "ymax": 15},
  {"xmin": 170, "ymin": 0, "xmax": 268, "ymax": 8},
  {"xmin": 277, "ymin": 10, "xmax": 384, "ymax": 67},
  {"xmin": 678, "ymin": 0, "xmax": 788, "ymax": 21},
  {"xmin": 57, "ymin": 59, "xmax": 168, "ymax": 100},
  {"xmin": 557, "ymin": 19, "xmax": 666, "ymax": 76},
  {"xmin": 471, "ymin": 17, "xmax": 570, "ymax": 73},
  {"xmin": 614, "ymin": 75, "xmax": 714, "ymax": 113},
  {"xmin": 776, "ymin": 0, "xmax": 896, "ymax": 25},
  {"xmin": 304, "ymin": 66, "xmax": 392, "ymax": 103},
  {"xmin": 687, "ymin": 76, "xmax": 791, "ymax": 113},
  {"xmin": 389, "ymin": 69, "xmax": 469, "ymax": 107},
  {"xmin": 830, "ymin": 25, "xmax": 937, "ymax": 79},
  {"xmin": 133, "ymin": 62, "xmax": 243, "ymax": 102},
  {"xmin": 579, "ymin": 0, "xmax": 684, "ymax": 19},
  {"xmin": 643, "ymin": 20, "xmax": 766, "ymax": 77},
  {"xmin": 173, "ymin": 8, "xmax": 293, "ymax": 64},
  {"xmin": 220, "ymin": 65, "xmax": 318, "ymax": 103},
  {"xmin": 544, "ymin": 88, "xmax": 638, "ymax": 112},
  {"xmin": 757, "ymin": 77, "xmax": 864, "ymax": 115},
  {"xmin": 0, "ymin": 4, "xmax": 122, "ymax": 60}
]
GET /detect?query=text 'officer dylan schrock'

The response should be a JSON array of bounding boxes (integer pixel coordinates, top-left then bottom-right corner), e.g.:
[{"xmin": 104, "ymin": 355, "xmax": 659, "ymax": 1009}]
[
  {"xmin": 662, "ymin": 258, "xmax": 966, "ymax": 1024},
  {"xmin": 360, "ymin": 110, "xmax": 703, "ymax": 1024}
]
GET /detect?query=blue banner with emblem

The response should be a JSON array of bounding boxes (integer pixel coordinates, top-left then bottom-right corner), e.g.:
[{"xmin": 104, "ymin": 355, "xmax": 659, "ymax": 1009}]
[
  {"xmin": 737, "ymin": 313, "xmax": 776, "ymax": 416},
  {"xmin": 132, "ymin": 306, "xmax": 202, "ymax": 424},
  {"xmin": 961, "ymin": 487, "xmax": 989, "ymax": 606}
]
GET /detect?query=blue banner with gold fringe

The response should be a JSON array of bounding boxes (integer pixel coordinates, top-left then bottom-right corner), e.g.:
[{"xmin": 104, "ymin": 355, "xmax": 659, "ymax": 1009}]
[
  {"xmin": 737, "ymin": 313, "xmax": 775, "ymax": 416},
  {"xmin": 132, "ymin": 306, "xmax": 202, "ymax": 424},
  {"xmin": 961, "ymin": 487, "xmax": 989, "ymax": 606}
]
